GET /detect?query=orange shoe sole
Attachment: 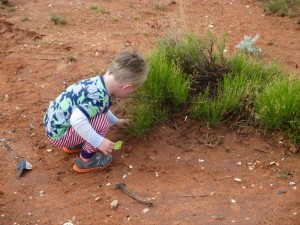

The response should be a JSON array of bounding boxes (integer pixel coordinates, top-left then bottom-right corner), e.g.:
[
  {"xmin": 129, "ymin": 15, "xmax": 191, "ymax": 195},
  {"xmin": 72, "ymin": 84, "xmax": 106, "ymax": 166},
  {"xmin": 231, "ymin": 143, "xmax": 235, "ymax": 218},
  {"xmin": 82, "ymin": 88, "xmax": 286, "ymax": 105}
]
[
  {"xmin": 62, "ymin": 147, "xmax": 81, "ymax": 154},
  {"xmin": 72, "ymin": 161, "xmax": 112, "ymax": 173}
]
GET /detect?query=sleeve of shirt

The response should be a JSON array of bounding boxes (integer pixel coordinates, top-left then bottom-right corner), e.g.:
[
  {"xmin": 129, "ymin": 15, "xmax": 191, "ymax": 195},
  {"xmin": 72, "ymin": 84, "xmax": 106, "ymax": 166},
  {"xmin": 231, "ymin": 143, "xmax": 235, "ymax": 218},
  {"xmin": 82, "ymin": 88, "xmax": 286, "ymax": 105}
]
[
  {"xmin": 107, "ymin": 110, "xmax": 118, "ymax": 126},
  {"xmin": 69, "ymin": 108, "xmax": 104, "ymax": 148}
]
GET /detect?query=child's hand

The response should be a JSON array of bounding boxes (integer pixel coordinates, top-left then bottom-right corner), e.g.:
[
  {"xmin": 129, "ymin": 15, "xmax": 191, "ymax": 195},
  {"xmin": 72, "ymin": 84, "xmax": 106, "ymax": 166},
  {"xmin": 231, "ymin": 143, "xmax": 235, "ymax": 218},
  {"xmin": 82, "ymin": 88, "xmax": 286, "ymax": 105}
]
[
  {"xmin": 97, "ymin": 138, "xmax": 114, "ymax": 155},
  {"xmin": 116, "ymin": 118, "xmax": 129, "ymax": 127}
]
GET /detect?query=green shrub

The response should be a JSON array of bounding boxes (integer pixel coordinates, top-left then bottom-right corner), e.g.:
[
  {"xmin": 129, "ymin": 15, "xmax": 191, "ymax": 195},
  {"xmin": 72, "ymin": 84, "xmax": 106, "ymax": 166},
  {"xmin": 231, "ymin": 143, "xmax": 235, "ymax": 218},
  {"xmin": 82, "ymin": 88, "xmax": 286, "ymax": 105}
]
[
  {"xmin": 289, "ymin": 113, "xmax": 300, "ymax": 145},
  {"xmin": 262, "ymin": 0, "xmax": 300, "ymax": 17},
  {"xmin": 90, "ymin": 4, "xmax": 99, "ymax": 11},
  {"xmin": 157, "ymin": 32, "xmax": 228, "ymax": 97},
  {"xmin": 191, "ymin": 71, "xmax": 249, "ymax": 126},
  {"xmin": 191, "ymin": 53, "xmax": 288, "ymax": 126},
  {"xmin": 255, "ymin": 77, "xmax": 300, "ymax": 128},
  {"xmin": 126, "ymin": 51, "xmax": 190, "ymax": 136},
  {"xmin": 140, "ymin": 51, "xmax": 190, "ymax": 108},
  {"xmin": 50, "ymin": 14, "xmax": 67, "ymax": 25},
  {"xmin": 191, "ymin": 89, "xmax": 225, "ymax": 126}
]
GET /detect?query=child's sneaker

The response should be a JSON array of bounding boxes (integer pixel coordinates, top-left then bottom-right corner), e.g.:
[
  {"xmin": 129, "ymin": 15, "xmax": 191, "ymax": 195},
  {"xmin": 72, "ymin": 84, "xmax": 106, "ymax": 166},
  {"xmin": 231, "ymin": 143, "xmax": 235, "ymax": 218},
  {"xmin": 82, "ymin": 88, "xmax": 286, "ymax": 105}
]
[
  {"xmin": 63, "ymin": 143, "xmax": 83, "ymax": 153},
  {"xmin": 73, "ymin": 152, "xmax": 113, "ymax": 173}
]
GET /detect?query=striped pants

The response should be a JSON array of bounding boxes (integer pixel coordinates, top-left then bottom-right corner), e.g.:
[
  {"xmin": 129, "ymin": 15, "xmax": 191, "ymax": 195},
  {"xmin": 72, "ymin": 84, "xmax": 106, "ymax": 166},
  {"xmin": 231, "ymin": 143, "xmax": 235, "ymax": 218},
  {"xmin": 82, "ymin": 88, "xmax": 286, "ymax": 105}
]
[{"xmin": 49, "ymin": 113, "xmax": 109, "ymax": 156}]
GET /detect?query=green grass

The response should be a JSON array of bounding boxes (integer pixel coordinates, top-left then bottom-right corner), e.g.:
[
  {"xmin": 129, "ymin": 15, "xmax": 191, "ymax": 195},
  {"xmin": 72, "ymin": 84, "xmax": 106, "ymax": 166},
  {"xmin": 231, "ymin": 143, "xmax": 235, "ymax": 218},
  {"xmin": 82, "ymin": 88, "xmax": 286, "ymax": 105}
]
[
  {"xmin": 126, "ymin": 102, "xmax": 168, "ymax": 137},
  {"xmin": 255, "ymin": 76, "xmax": 300, "ymax": 144},
  {"xmin": 90, "ymin": 4, "xmax": 99, "ymax": 11},
  {"xmin": 50, "ymin": 14, "xmax": 67, "ymax": 25},
  {"xmin": 126, "ymin": 51, "xmax": 190, "ymax": 136},
  {"xmin": 125, "ymin": 31, "xmax": 300, "ymax": 148},
  {"xmin": 157, "ymin": 32, "xmax": 228, "ymax": 97},
  {"xmin": 262, "ymin": 0, "xmax": 300, "ymax": 17},
  {"xmin": 255, "ymin": 77, "xmax": 300, "ymax": 128}
]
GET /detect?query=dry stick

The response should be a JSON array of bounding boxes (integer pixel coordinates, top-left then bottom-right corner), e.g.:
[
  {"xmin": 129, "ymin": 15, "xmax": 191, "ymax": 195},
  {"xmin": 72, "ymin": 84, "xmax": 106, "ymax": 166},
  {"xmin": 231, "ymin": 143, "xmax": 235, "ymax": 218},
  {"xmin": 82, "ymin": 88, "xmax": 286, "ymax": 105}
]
[
  {"xmin": 180, "ymin": 194, "xmax": 208, "ymax": 197},
  {"xmin": 254, "ymin": 148, "xmax": 268, "ymax": 154},
  {"xmin": 114, "ymin": 183, "xmax": 154, "ymax": 206},
  {"xmin": 218, "ymin": 175, "xmax": 232, "ymax": 181}
]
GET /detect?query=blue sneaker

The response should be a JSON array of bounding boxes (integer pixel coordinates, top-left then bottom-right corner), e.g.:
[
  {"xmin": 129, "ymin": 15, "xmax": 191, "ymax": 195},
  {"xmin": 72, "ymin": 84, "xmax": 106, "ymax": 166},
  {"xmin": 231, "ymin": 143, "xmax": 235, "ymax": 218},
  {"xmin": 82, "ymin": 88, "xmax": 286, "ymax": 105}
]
[
  {"xmin": 63, "ymin": 143, "xmax": 83, "ymax": 153},
  {"xmin": 73, "ymin": 152, "xmax": 113, "ymax": 173}
]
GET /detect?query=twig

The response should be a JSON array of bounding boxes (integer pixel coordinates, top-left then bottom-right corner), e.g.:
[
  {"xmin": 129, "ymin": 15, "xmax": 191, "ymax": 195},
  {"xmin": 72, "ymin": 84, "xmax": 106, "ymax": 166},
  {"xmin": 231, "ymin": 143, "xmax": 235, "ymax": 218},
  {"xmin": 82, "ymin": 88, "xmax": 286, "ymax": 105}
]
[
  {"xmin": 254, "ymin": 148, "xmax": 268, "ymax": 154},
  {"xmin": 180, "ymin": 194, "xmax": 208, "ymax": 198},
  {"xmin": 218, "ymin": 175, "xmax": 232, "ymax": 181},
  {"xmin": 114, "ymin": 183, "xmax": 153, "ymax": 206}
]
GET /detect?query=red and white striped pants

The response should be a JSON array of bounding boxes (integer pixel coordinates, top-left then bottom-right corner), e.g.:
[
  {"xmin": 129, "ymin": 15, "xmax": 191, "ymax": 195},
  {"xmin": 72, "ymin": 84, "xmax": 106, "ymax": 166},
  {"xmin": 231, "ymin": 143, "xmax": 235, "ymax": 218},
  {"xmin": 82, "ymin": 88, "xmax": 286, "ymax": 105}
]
[{"xmin": 48, "ymin": 113, "xmax": 109, "ymax": 153}]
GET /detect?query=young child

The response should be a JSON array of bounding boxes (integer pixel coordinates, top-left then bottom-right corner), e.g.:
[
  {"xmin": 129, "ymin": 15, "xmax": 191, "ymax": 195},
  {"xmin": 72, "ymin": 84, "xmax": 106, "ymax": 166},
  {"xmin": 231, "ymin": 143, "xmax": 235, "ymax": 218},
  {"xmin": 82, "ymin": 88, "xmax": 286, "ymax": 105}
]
[{"xmin": 43, "ymin": 49, "xmax": 148, "ymax": 173}]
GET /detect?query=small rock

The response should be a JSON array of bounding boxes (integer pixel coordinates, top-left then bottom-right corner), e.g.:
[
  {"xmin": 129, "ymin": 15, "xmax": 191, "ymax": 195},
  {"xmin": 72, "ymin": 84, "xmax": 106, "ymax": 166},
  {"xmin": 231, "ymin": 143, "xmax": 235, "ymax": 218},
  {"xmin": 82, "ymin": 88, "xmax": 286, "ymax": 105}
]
[
  {"xmin": 142, "ymin": 208, "xmax": 149, "ymax": 213},
  {"xmin": 231, "ymin": 199, "xmax": 237, "ymax": 204},
  {"xmin": 63, "ymin": 222, "xmax": 74, "ymax": 225},
  {"xmin": 234, "ymin": 178, "xmax": 241, "ymax": 182},
  {"xmin": 110, "ymin": 200, "xmax": 118, "ymax": 210},
  {"xmin": 95, "ymin": 197, "xmax": 101, "ymax": 202}
]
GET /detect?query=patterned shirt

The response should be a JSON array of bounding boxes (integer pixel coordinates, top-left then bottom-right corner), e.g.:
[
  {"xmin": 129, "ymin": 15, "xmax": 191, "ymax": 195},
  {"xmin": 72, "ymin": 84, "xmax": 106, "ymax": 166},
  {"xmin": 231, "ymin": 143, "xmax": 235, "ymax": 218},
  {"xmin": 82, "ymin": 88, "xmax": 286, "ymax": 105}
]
[{"xmin": 44, "ymin": 76, "xmax": 111, "ymax": 140}]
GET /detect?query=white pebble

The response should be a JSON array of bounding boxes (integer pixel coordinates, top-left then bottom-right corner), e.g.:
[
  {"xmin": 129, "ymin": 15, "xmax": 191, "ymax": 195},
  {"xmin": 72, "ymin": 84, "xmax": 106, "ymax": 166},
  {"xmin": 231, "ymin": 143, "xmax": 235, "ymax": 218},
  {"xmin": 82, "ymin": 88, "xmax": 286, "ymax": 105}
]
[
  {"xmin": 142, "ymin": 208, "xmax": 149, "ymax": 213},
  {"xmin": 234, "ymin": 178, "xmax": 241, "ymax": 182},
  {"xmin": 110, "ymin": 200, "xmax": 119, "ymax": 209}
]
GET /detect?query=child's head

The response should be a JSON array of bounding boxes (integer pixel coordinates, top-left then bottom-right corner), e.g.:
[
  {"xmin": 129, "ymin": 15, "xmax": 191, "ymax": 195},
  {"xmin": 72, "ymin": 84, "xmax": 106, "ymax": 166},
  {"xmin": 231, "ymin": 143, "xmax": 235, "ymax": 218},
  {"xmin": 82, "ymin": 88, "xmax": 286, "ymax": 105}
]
[{"xmin": 108, "ymin": 49, "xmax": 148, "ymax": 89}]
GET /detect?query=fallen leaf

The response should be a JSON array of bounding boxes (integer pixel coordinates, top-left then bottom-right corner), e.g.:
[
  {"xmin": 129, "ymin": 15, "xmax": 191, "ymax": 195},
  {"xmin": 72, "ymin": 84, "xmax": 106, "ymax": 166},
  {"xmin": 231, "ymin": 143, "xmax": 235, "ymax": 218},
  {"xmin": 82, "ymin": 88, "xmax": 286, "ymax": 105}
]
[{"xmin": 114, "ymin": 140, "xmax": 123, "ymax": 151}]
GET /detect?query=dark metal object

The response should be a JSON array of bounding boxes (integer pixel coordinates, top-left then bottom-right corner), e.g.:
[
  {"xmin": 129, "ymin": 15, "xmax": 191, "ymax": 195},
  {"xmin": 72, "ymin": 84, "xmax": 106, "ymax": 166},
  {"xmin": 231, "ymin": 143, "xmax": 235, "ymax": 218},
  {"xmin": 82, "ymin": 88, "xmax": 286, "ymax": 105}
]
[
  {"xmin": 17, "ymin": 159, "xmax": 33, "ymax": 178},
  {"xmin": 114, "ymin": 183, "xmax": 154, "ymax": 206}
]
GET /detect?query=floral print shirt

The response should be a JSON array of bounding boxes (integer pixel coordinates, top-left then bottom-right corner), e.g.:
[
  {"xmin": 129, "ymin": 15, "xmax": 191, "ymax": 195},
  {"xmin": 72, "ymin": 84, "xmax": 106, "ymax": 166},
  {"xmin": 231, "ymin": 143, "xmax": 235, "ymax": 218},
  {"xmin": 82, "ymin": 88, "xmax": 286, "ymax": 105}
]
[{"xmin": 44, "ymin": 76, "xmax": 111, "ymax": 140}]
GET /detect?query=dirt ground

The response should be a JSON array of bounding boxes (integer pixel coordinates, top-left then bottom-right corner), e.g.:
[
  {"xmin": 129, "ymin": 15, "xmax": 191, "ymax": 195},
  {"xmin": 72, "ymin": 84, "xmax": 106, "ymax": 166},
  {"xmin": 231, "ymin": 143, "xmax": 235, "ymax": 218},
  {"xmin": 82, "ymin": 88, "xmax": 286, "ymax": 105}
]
[{"xmin": 1, "ymin": 0, "xmax": 300, "ymax": 225}]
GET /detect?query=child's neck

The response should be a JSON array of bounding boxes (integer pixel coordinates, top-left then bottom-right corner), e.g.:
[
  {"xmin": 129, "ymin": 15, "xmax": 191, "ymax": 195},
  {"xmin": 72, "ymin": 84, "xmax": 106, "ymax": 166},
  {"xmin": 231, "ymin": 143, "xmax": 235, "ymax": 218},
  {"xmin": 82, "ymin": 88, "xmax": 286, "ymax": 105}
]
[{"xmin": 103, "ymin": 72, "xmax": 115, "ymax": 96}]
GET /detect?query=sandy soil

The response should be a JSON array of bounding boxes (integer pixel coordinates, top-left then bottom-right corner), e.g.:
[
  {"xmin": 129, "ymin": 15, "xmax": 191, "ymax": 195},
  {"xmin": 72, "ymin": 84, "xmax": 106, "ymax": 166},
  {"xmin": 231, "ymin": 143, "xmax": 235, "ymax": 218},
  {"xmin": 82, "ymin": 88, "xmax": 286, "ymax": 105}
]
[{"xmin": 0, "ymin": 0, "xmax": 300, "ymax": 225}]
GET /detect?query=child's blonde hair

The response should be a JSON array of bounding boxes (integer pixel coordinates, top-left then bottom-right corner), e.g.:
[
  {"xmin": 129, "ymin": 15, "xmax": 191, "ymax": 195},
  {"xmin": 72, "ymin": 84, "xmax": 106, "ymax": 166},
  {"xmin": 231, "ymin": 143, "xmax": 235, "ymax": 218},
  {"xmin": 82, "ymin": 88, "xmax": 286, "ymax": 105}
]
[{"xmin": 108, "ymin": 49, "xmax": 148, "ymax": 87}]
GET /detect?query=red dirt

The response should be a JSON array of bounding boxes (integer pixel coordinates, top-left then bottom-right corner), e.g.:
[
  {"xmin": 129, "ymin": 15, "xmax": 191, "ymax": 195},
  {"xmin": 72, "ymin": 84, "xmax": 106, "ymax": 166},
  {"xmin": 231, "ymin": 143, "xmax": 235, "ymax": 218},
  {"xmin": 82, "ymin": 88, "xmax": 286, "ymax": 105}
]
[{"xmin": 1, "ymin": 1, "xmax": 300, "ymax": 225}]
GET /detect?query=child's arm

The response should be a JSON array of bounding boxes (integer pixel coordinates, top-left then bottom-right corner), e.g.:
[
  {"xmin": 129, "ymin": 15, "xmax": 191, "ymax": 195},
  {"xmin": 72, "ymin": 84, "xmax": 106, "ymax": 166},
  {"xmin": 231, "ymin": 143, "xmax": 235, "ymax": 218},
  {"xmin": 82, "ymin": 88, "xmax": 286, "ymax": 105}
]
[
  {"xmin": 107, "ymin": 110, "xmax": 118, "ymax": 126},
  {"xmin": 107, "ymin": 110, "xmax": 129, "ymax": 127},
  {"xmin": 70, "ymin": 108, "xmax": 114, "ymax": 154}
]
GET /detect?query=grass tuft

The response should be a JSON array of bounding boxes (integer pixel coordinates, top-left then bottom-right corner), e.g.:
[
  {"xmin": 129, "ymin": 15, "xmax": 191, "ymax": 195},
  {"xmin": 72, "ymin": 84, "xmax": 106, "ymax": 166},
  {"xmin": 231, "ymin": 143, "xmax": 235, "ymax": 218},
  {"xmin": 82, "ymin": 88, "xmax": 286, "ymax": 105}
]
[
  {"xmin": 262, "ymin": 0, "xmax": 300, "ymax": 17},
  {"xmin": 126, "ymin": 51, "xmax": 190, "ymax": 136},
  {"xmin": 50, "ymin": 14, "xmax": 67, "ymax": 25}
]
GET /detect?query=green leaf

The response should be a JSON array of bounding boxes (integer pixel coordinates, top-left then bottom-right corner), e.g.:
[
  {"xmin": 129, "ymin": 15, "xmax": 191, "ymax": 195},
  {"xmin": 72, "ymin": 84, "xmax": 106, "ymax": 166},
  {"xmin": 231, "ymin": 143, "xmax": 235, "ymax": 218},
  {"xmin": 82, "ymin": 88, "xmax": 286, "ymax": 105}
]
[{"xmin": 114, "ymin": 140, "xmax": 123, "ymax": 151}]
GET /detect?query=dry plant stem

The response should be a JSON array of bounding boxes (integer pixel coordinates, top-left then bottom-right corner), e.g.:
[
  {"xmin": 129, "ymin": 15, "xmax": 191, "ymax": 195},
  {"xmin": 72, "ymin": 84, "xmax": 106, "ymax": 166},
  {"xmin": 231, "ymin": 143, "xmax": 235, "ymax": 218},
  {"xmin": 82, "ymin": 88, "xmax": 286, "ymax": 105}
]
[
  {"xmin": 218, "ymin": 175, "xmax": 232, "ymax": 181},
  {"xmin": 115, "ymin": 183, "xmax": 154, "ymax": 206},
  {"xmin": 254, "ymin": 148, "xmax": 268, "ymax": 154},
  {"xmin": 180, "ymin": 194, "xmax": 208, "ymax": 197}
]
